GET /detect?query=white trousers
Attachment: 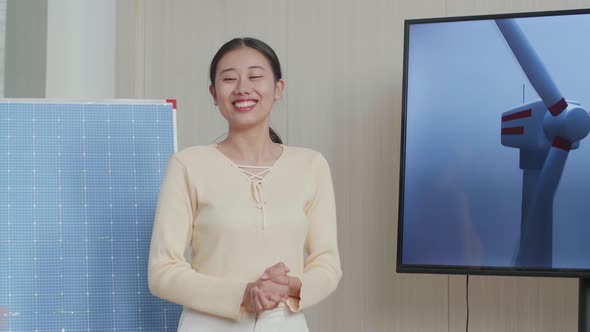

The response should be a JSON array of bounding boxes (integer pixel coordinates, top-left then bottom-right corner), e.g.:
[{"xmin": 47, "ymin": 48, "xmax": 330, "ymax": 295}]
[{"xmin": 177, "ymin": 307, "xmax": 310, "ymax": 332}]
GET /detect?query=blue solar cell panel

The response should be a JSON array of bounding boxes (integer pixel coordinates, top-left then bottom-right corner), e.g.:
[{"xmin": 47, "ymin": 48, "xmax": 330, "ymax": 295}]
[{"xmin": 0, "ymin": 101, "xmax": 181, "ymax": 331}]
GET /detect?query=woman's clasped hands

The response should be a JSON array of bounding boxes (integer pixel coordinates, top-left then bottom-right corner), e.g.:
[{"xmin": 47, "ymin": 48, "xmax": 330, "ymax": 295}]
[{"xmin": 242, "ymin": 262, "xmax": 296, "ymax": 314}]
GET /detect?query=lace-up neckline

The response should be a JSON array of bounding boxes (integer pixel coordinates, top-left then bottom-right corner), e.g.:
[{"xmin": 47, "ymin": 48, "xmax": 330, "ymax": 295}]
[{"xmin": 212, "ymin": 144, "xmax": 286, "ymax": 230}]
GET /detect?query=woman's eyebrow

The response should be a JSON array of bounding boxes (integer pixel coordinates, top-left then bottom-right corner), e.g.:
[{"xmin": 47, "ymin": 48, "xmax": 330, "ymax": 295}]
[
  {"xmin": 219, "ymin": 65, "xmax": 264, "ymax": 74},
  {"xmin": 219, "ymin": 68, "xmax": 236, "ymax": 74}
]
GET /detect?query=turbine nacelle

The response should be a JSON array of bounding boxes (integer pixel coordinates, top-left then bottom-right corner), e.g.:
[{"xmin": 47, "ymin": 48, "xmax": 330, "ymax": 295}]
[{"xmin": 501, "ymin": 100, "xmax": 583, "ymax": 153}]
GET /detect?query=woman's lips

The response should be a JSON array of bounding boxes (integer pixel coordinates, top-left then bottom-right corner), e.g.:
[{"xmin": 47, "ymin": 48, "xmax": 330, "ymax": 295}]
[{"xmin": 233, "ymin": 99, "xmax": 258, "ymax": 112}]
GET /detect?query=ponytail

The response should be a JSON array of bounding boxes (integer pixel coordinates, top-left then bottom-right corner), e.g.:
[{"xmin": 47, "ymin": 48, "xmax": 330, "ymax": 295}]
[{"xmin": 269, "ymin": 127, "xmax": 283, "ymax": 144}]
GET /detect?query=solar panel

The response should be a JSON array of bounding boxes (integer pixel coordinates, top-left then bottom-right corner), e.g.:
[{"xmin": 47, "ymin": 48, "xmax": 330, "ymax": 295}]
[{"xmin": 0, "ymin": 100, "xmax": 181, "ymax": 331}]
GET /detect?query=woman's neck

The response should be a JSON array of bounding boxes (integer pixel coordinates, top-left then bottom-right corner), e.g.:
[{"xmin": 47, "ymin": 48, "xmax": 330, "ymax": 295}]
[{"xmin": 219, "ymin": 128, "xmax": 281, "ymax": 165}]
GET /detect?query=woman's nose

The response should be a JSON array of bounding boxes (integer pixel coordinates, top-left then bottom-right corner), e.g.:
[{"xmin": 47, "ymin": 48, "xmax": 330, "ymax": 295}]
[{"xmin": 234, "ymin": 79, "xmax": 251, "ymax": 95}]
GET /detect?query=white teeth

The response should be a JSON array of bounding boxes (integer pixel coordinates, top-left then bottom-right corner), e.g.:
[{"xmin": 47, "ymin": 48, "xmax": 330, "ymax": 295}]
[{"xmin": 234, "ymin": 101, "xmax": 257, "ymax": 108}]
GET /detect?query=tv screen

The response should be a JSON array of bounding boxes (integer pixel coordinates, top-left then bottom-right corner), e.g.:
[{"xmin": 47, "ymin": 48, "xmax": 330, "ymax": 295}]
[{"xmin": 397, "ymin": 8, "xmax": 590, "ymax": 277}]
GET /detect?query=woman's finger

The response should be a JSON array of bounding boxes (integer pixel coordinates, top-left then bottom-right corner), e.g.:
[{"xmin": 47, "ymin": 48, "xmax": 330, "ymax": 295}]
[
  {"xmin": 250, "ymin": 287, "xmax": 261, "ymax": 313},
  {"xmin": 253, "ymin": 288, "xmax": 264, "ymax": 313},
  {"xmin": 257, "ymin": 290, "xmax": 278, "ymax": 310},
  {"xmin": 261, "ymin": 262, "xmax": 290, "ymax": 280},
  {"xmin": 258, "ymin": 280, "xmax": 289, "ymax": 302},
  {"xmin": 270, "ymin": 294, "xmax": 284, "ymax": 303},
  {"xmin": 269, "ymin": 275, "xmax": 290, "ymax": 285}
]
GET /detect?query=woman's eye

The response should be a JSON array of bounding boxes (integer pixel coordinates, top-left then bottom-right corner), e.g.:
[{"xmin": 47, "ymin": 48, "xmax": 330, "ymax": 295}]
[
  {"xmin": 250, "ymin": 75, "xmax": 262, "ymax": 79},
  {"xmin": 223, "ymin": 77, "xmax": 236, "ymax": 82}
]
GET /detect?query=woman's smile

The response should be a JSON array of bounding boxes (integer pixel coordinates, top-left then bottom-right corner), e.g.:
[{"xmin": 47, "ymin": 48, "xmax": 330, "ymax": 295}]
[{"xmin": 233, "ymin": 98, "xmax": 259, "ymax": 112}]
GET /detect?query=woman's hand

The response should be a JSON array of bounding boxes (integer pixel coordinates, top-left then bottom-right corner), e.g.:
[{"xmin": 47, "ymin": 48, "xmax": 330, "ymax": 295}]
[
  {"xmin": 260, "ymin": 262, "xmax": 302, "ymax": 300},
  {"xmin": 241, "ymin": 262, "xmax": 292, "ymax": 313}
]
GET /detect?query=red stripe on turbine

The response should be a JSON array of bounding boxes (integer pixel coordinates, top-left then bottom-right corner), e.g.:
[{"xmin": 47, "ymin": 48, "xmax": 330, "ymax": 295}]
[
  {"xmin": 548, "ymin": 98, "xmax": 568, "ymax": 116},
  {"xmin": 502, "ymin": 109, "xmax": 532, "ymax": 122},
  {"xmin": 552, "ymin": 136, "xmax": 572, "ymax": 151},
  {"xmin": 502, "ymin": 126, "xmax": 524, "ymax": 135},
  {"xmin": 166, "ymin": 98, "xmax": 177, "ymax": 110}
]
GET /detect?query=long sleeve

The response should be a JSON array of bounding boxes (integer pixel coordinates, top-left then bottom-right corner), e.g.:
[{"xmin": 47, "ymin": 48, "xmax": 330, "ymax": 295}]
[
  {"xmin": 286, "ymin": 153, "xmax": 342, "ymax": 312},
  {"xmin": 147, "ymin": 154, "xmax": 248, "ymax": 321}
]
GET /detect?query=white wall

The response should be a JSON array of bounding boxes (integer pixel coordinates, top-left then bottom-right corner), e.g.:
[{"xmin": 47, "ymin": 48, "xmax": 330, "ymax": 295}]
[
  {"xmin": 0, "ymin": 0, "xmax": 7, "ymax": 97},
  {"xmin": 45, "ymin": 0, "xmax": 116, "ymax": 98},
  {"xmin": 4, "ymin": 0, "xmax": 46, "ymax": 98}
]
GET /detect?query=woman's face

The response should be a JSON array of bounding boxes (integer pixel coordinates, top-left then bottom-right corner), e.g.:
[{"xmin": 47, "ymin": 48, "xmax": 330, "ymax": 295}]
[{"xmin": 210, "ymin": 47, "xmax": 284, "ymax": 131}]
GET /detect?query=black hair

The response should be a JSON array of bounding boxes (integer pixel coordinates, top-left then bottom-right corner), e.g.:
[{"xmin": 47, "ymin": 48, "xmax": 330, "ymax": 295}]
[{"xmin": 209, "ymin": 37, "xmax": 283, "ymax": 144}]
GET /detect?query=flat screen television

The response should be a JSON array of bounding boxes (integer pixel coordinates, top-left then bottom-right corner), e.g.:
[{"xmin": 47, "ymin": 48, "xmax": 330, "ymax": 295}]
[{"xmin": 397, "ymin": 8, "xmax": 590, "ymax": 277}]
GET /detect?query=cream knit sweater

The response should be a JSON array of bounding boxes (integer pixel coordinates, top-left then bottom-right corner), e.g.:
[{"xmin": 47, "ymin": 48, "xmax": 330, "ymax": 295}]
[{"xmin": 148, "ymin": 144, "xmax": 342, "ymax": 321}]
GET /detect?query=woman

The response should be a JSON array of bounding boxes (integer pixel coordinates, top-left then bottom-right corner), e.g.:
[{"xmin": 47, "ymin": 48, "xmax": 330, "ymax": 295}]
[{"xmin": 148, "ymin": 37, "xmax": 342, "ymax": 331}]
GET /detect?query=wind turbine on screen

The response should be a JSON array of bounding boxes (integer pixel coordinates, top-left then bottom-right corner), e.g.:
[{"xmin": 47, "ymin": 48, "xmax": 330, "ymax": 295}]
[{"xmin": 496, "ymin": 19, "xmax": 590, "ymax": 267}]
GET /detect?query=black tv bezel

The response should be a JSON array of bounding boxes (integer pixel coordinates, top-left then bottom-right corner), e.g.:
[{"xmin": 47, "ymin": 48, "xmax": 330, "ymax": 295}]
[{"xmin": 396, "ymin": 7, "xmax": 590, "ymax": 278}]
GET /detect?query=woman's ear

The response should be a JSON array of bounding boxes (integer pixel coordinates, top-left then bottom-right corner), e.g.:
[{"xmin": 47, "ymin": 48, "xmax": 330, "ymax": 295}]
[
  {"xmin": 274, "ymin": 79, "xmax": 285, "ymax": 100},
  {"xmin": 209, "ymin": 85, "xmax": 217, "ymax": 105}
]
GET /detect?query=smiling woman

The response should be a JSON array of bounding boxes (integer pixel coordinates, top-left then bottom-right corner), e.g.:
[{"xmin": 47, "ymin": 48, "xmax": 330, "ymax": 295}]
[{"xmin": 148, "ymin": 37, "xmax": 342, "ymax": 332}]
